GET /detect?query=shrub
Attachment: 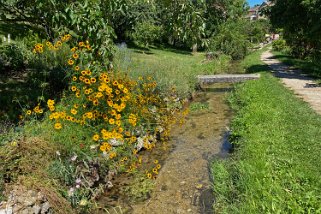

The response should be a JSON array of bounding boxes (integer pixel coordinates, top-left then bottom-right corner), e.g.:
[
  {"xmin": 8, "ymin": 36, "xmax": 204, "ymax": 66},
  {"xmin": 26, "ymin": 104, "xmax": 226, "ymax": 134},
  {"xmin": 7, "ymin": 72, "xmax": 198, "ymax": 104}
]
[
  {"xmin": 208, "ymin": 20, "xmax": 249, "ymax": 60},
  {"xmin": 272, "ymin": 39, "xmax": 288, "ymax": 51},
  {"xmin": 0, "ymin": 43, "xmax": 25, "ymax": 73},
  {"xmin": 131, "ymin": 21, "xmax": 163, "ymax": 48}
]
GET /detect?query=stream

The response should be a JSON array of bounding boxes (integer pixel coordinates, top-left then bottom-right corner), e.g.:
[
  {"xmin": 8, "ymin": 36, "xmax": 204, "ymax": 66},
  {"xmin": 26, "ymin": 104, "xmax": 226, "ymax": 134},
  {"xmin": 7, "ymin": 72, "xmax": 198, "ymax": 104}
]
[{"xmin": 97, "ymin": 83, "xmax": 233, "ymax": 214}]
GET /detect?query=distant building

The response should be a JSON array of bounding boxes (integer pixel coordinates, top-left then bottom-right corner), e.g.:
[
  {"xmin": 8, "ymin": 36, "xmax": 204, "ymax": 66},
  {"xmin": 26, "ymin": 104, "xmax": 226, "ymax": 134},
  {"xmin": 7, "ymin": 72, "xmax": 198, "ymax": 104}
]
[{"xmin": 246, "ymin": 0, "xmax": 274, "ymax": 21}]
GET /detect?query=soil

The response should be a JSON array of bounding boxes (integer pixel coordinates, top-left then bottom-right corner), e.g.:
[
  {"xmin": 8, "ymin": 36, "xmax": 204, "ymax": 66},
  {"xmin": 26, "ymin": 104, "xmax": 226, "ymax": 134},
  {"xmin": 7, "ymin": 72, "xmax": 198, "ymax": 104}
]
[{"xmin": 261, "ymin": 49, "xmax": 321, "ymax": 115}]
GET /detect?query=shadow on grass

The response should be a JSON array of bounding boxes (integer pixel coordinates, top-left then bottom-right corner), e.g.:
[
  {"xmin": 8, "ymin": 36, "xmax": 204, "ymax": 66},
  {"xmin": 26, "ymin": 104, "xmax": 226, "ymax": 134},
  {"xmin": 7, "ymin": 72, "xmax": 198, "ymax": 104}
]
[
  {"xmin": 246, "ymin": 64, "xmax": 270, "ymax": 73},
  {"xmin": 0, "ymin": 69, "xmax": 66, "ymax": 122}
]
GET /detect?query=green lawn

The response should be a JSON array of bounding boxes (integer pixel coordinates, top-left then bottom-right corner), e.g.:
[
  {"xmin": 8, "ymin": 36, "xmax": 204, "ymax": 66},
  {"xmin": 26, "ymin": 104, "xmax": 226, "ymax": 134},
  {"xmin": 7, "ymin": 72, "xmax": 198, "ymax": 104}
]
[{"xmin": 212, "ymin": 73, "xmax": 321, "ymax": 213}]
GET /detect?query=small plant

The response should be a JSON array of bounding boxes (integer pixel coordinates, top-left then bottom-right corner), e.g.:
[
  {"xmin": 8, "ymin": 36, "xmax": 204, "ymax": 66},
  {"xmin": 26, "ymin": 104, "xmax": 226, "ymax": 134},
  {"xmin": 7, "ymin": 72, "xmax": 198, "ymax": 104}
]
[{"xmin": 189, "ymin": 102, "xmax": 209, "ymax": 112}]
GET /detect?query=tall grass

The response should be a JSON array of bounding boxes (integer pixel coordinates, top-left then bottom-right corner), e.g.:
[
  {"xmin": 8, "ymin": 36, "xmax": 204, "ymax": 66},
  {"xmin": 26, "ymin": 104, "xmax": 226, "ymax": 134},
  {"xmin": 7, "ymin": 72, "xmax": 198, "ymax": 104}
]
[
  {"xmin": 114, "ymin": 47, "xmax": 232, "ymax": 98},
  {"xmin": 212, "ymin": 73, "xmax": 321, "ymax": 213}
]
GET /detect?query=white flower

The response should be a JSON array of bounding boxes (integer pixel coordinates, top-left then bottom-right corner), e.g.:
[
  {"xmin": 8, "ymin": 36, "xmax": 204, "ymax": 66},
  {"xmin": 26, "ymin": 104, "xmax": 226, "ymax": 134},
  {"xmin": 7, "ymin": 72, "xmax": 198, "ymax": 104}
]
[
  {"xmin": 68, "ymin": 187, "xmax": 74, "ymax": 196},
  {"xmin": 76, "ymin": 178, "xmax": 82, "ymax": 184},
  {"xmin": 76, "ymin": 184, "xmax": 80, "ymax": 189},
  {"xmin": 70, "ymin": 155, "xmax": 77, "ymax": 161},
  {"xmin": 56, "ymin": 151, "xmax": 61, "ymax": 156}
]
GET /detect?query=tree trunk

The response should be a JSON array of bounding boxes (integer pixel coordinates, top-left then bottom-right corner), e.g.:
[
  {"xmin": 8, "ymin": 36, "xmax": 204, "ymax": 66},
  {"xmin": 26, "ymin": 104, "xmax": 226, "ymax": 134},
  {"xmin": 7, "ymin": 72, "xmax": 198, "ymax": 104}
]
[{"xmin": 192, "ymin": 43, "xmax": 198, "ymax": 54}]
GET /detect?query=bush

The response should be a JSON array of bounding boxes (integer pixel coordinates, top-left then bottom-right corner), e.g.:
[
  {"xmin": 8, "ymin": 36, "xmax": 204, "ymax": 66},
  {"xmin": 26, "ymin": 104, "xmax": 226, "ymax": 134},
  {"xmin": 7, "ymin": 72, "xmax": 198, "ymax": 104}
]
[
  {"xmin": 0, "ymin": 43, "xmax": 25, "ymax": 73},
  {"xmin": 208, "ymin": 20, "xmax": 249, "ymax": 60},
  {"xmin": 272, "ymin": 39, "xmax": 288, "ymax": 51},
  {"xmin": 131, "ymin": 21, "xmax": 163, "ymax": 48}
]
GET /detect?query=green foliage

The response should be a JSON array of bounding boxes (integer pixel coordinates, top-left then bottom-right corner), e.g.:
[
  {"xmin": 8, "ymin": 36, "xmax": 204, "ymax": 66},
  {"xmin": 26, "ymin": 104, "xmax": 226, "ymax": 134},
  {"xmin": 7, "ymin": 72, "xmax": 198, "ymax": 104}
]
[
  {"xmin": 131, "ymin": 21, "xmax": 162, "ymax": 48},
  {"xmin": 269, "ymin": 0, "xmax": 321, "ymax": 60},
  {"xmin": 0, "ymin": 43, "xmax": 25, "ymax": 72},
  {"xmin": 209, "ymin": 20, "xmax": 249, "ymax": 60},
  {"xmin": 189, "ymin": 101, "xmax": 209, "ymax": 112},
  {"xmin": 272, "ymin": 39, "xmax": 288, "ymax": 51},
  {"xmin": 212, "ymin": 73, "xmax": 321, "ymax": 213},
  {"xmin": 248, "ymin": 19, "xmax": 271, "ymax": 43}
]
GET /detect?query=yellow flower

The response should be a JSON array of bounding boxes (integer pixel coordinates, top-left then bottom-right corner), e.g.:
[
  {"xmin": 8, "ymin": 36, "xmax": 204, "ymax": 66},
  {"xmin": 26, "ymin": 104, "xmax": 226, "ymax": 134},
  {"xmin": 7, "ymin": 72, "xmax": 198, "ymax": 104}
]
[
  {"xmin": 71, "ymin": 109, "xmax": 77, "ymax": 115},
  {"xmin": 154, "ymin": 160, "xmax": 159, "ymax": 164},
  {"xmin": 71, "ymin": 47, "xmax": 78, "ymax": 52},
  {"xmin": 86, "ymin": 112, "xmax": 93, "ymax": 119},
  {"xmin": 26, "ymin": 110, "xmax": 32, "ymax": 115},
  {"xmin": 54, "ymin": 123, "xmax": 62, "ymax": 130},
  {"xmin": 109, "ymin": 118, "xmax": 115, "ymax": 125},
  {"xmin": 147, "ymin": 173, "xmax": 152, "ymax": 179},
  {"xmin": 156, "ymin": 164, "xmax": 161, "ymax": 169},
  {"xmin": 72, "ymin": 76, "xmax": 77, "ymax": 81},
  {"xmin": 73, "ymin": 53, "xmax": 79, "ymax": 59},
  {"xmin": 74, "ymin": 66, "xmax": 80, "ymax": 71},
  {"xmin": 109, "ymin": 152, "xmax": 117, "ymax": 159},
  {"xmin": 114, "ymin": 113, "xmax": 122, "ymax": 120},
  {"xmin": 152, "ymin": 168, "xmax": 158, "ymax": 174},
  {"xmin": 56, "ymin": 41, "xmax": 62, "ymax": 46},
  {"xmin": 79, "ymin": 42, "xmax": 85, "ymax": 47},
  {"xmin": 92, "ymin": 134, "xmax": 100, "ymax": 141},
  {"xmin": 90, "ymin": 78, "xmax": 96, "ymax": 83},
  {"xmin": 68, "ymin": 59, "xmax": 74, "ymax": 65},
  {"xmin": 47, "ymin": 99, "xmax": 55, "ymax": 106},
  {"xmin": 71, "ymin": 86, "xmax": 77, "ymax": 92}
]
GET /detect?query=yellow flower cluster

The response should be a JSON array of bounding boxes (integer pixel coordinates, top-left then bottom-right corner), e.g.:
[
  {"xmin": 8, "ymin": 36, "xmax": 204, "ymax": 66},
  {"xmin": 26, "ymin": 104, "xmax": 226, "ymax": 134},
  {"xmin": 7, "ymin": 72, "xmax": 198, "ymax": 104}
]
[
  {"xmin": 146, "ymin": 159, "xmax": 162, "ymax": 179},
  {"xmin": 32, "ymin": 35, "xmax": 187, "ymax": 179},
  {"xmin": 33, "ymin": 34, "xmax": 71, "ymax": 53}
]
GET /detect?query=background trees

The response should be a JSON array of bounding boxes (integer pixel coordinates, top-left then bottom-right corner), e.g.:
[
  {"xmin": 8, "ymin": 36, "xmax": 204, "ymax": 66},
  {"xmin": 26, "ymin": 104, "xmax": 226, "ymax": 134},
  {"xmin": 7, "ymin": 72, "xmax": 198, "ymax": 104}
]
[
  {"xmin": 0, "ymin": 0, "xmax": 270, "ymax": 59},
  {"xmin": 269, "ymin": 0, "xmax": 321, "ymax": 60}
]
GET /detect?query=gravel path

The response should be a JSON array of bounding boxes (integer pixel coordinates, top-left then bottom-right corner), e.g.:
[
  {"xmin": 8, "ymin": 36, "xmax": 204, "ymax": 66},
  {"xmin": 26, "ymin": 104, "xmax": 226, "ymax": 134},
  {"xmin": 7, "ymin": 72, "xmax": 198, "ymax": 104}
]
[{"xmin": 261, "ymin": 49, "xmax": 321, "ymax": 115}]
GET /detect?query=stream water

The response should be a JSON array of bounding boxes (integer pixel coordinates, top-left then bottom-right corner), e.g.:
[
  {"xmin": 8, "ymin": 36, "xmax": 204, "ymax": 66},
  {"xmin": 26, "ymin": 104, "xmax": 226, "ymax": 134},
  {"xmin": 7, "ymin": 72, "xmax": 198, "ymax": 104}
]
[{"xmin": 97, "ymin": 83, "xmax": 233, "ymax": 214}]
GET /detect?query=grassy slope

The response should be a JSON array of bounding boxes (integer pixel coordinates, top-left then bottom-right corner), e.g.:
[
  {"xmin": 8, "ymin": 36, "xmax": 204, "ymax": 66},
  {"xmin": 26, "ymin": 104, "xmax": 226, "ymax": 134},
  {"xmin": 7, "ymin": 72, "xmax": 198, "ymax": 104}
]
[
  {"xmin": 114, "ymin": 48, "xmax": 231, "ymax": 98},
  {"xmin": 212, "ymin": 48, "xmax": 321, "ymax": 213}
]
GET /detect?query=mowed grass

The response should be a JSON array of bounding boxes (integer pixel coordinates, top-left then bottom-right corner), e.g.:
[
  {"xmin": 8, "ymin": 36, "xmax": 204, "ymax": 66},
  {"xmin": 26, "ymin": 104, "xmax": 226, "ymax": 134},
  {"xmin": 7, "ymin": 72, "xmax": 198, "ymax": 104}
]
[
  {"xmin": 114, "ymin": 47, "xmax": 232, "ymax": 98},
  {"xmin": 212, "ymin": 73, "xmax": 321, "ymax": 213}
]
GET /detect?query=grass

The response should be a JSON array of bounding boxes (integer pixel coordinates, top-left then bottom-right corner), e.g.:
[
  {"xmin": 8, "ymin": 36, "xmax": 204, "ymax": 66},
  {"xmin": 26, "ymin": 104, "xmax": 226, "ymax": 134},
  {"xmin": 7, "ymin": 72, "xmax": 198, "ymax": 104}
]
[
  {"xmin": 114, "ymin": 47, "xmax": 232, "ymax": 98},
  {"xmin": 240, "ymin": 45, "xmax": 271, "ymax": 73},
  {"xmin": 212, "ymin": 73, "xmax": 321, "ymax": 213},
  {"xmin": 272, "ymin": 50, "xmax": 321, "ymax": 80}
]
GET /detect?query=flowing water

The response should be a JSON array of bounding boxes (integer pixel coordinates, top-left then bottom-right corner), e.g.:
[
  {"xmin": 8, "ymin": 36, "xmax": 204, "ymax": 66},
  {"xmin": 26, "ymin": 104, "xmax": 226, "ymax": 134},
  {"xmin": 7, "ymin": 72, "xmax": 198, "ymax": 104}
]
[{"xmin": 98, "ymin": 83, "xmax": 233, "ymax": 214}]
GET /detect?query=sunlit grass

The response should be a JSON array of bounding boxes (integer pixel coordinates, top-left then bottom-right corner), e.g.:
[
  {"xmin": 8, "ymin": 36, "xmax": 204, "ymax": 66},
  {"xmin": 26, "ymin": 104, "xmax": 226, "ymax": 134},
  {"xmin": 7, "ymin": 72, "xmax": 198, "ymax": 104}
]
[{"xmin": 212, "ymin": 73, "xmax": 321, "ymax": 213}]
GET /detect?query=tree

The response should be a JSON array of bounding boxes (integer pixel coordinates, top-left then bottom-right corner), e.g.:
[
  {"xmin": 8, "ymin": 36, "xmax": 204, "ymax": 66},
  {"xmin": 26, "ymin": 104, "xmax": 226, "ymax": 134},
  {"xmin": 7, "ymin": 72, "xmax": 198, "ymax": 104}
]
[{"xmin": 269, "ymin": 0, "xmax": 321, "ymax": 59}]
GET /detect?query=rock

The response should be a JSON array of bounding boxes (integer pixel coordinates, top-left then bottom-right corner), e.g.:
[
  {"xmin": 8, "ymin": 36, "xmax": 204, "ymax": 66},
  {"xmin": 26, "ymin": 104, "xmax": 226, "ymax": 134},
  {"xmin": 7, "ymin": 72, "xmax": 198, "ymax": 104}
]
[
  {"xmin": 0, "ymin": 207, "xmax": 13, "ymax": 214},
  {"xmin": 21, "ymin": 207, "xmax": 33, "ymax": 214},
  {"xmin": 23, "ymin": 196, "xmax": 37, "ymax": 206},
  {"xmin": 13, "ymin": 204, "xmax": 24, "ymax": 213},
  {"xmin": 33, "ymin": 205, "xmax": 41, "ymax": 214},
  {"xmin": 40, "ymin": 202, "xmax": 50, "ymax": 214}
]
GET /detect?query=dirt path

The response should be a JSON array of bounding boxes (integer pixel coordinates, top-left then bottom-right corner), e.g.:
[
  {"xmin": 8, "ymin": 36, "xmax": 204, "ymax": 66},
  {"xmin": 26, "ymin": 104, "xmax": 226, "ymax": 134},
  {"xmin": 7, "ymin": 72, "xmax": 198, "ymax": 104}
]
[
  {"xmin": 131, "ymin": 85, "xmax": 232, "ymax": 214},
  {"xmin": 261, "ymin": 49, "xmax": 321, "ymax": 115}
]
